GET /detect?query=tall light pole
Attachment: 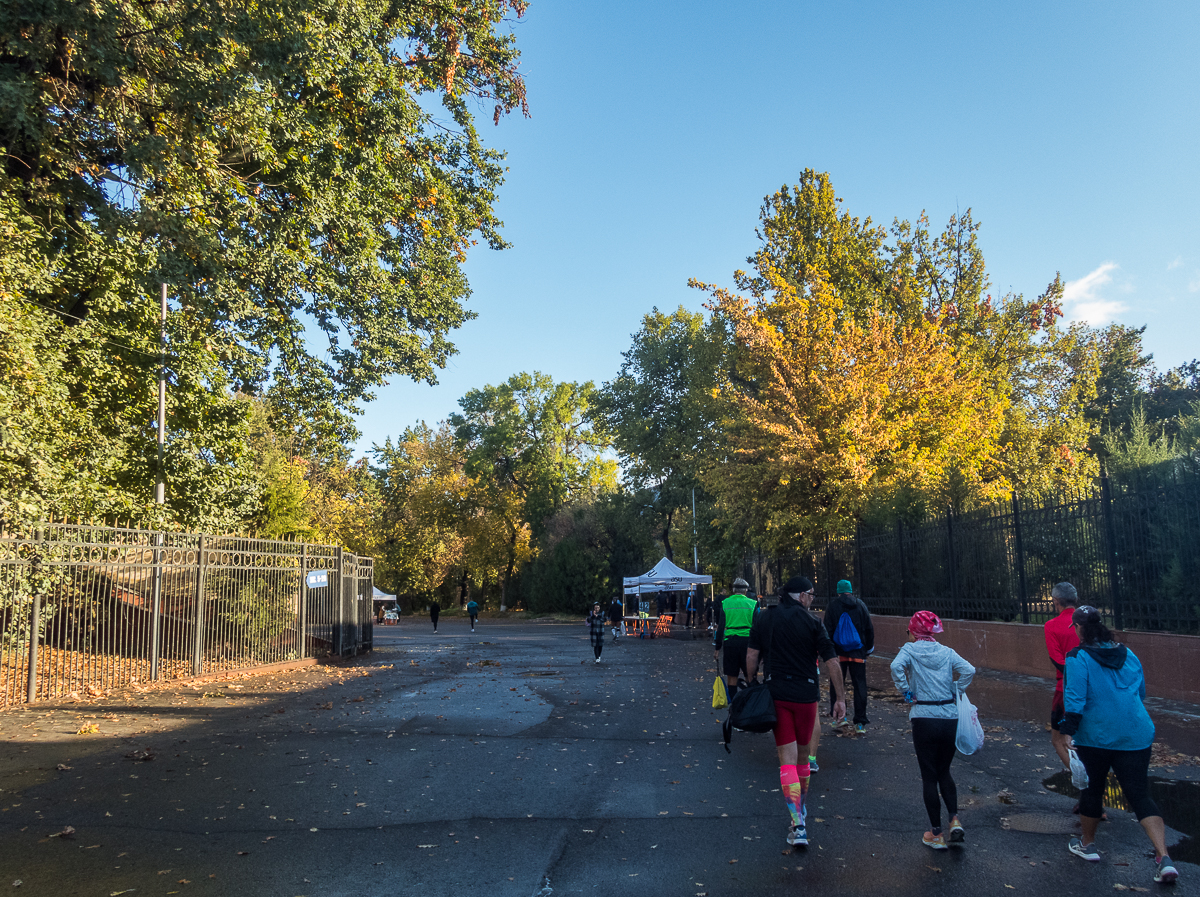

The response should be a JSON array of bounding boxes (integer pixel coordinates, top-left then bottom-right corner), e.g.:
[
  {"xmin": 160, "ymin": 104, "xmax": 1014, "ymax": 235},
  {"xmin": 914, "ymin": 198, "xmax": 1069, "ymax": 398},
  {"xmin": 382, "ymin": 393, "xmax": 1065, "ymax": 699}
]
[
  {"xmin": 155, "ymin": 282, "xmax": 168, "ymax": 506},
  {"xmin": 150, "ymin": 283, "xmax": 168, "ymax": 680},
  {"xmin": 691, "ymin": 487, "xmax": 699, "ymax": 573}
]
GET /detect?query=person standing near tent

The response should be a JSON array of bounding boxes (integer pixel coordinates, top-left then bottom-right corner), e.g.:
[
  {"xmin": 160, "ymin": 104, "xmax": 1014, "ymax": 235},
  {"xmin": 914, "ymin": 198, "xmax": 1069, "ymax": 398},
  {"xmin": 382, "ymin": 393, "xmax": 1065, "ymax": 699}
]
[
  {"xmin": 713, "ymin": 578, "xmax": 758, "ymax": 702},
  {"xmin": 745, "ymin": 575, "xmax": 846, "ymax": 848},
  {"xmin": 609, "ymin": 595, "xmax": 624, "ymax": 642},
  {"xmin": 467, "ymin": 598, "xmax": 479, "ymax": 632},
  {"xmin": 823, "ymin": 580, "xmax": 874, "ymax": 733}
]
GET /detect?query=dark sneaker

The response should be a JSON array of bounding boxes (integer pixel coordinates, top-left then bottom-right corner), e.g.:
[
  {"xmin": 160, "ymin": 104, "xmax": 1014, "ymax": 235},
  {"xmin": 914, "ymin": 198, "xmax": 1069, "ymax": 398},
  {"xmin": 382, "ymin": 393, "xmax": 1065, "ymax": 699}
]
[
  {"xmin": 1155, "ymin": 856, "xmax": 1178, "ymax": 884},
  {"xmin": 807, "ymin": 757, "xmax": 819, "ymax": 774},
  {"xmin": 787, "ymin": 826, "xmax": 808, "ymax": 847},
  {"xmin": 1069, "ymin": 837, "xmax": 1100, "ymax": 861}
]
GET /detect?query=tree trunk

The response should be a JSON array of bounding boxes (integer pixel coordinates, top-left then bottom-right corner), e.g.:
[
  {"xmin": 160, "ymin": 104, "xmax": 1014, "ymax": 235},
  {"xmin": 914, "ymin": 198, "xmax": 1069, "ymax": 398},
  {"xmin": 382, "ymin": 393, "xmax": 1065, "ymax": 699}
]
[
  {"xmin": 500, "ymin": 525, "xmax": 518, "ymax": 611},
  {"xmin": 458, "ymin": 566, "xmax": 470, "ymax": 610},
  {"xmin": 661, "ymin": 508, "xmax": 675, "ymax": 561}
]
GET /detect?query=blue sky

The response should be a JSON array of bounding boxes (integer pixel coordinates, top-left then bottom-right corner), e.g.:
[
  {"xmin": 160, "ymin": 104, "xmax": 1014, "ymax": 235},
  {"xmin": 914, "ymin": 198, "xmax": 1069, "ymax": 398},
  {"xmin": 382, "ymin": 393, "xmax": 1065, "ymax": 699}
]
[{"xmin": 354, "ymin": 0, "xmax": 1200, "ymax": 455}]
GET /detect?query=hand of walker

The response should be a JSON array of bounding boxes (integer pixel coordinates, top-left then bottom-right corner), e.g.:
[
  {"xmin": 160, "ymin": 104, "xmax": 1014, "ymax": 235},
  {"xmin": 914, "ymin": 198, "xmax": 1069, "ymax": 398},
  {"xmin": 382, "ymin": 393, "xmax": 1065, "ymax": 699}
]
[{"xmin": 832, "ymin": 699, "xmax": 846, "ymax": 720}]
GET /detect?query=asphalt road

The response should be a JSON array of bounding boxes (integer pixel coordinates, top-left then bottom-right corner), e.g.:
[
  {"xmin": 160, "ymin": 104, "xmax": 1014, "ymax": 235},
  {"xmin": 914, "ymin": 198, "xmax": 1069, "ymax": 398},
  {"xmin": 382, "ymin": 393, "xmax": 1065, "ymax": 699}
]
[{"xmin": 1, "ymin": 617, "xmax": 1197, "ymax": 897}]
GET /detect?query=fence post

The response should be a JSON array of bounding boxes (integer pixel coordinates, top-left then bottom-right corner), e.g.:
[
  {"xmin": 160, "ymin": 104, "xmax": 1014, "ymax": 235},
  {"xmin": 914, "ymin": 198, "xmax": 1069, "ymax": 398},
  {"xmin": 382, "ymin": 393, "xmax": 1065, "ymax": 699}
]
[
  {"xmin": 191, "ymin": 534, "xmax": 206, "ymax": 676},
  {"xmin": 896, "ymin": 519, "xmax": 907, "ymax": 616},
  {"xmin": 1100, "ymin": 474, "xmax": 1124, "ymax": 630},
  {"xmin": 1012, "ymin": 494, "xmax": 1029, "ymax": 625},
  {"xmin": 149, "ymin": 530, "xmax": 164, "ymax": 680},
  {"xmin": 824, "ymin": 540, "xmax": 832, "ymax": 601},
  {"xmin": 855, "ymin": 523, "xmax": 864, "ymax": 601},
  {"xmin": 946, "ymin": 507, "xmax": 960, "ymax": 620},
  {"xmin": 298, "ymin": 544, "xmax": 308, "ymax": 659},
  {"xmin": 26, "ymin": 536, "xmax": 43, "ymax": 704},
  {"xmin": 334, "ymin": 545, "xmax": 344, "ymax": 656}
]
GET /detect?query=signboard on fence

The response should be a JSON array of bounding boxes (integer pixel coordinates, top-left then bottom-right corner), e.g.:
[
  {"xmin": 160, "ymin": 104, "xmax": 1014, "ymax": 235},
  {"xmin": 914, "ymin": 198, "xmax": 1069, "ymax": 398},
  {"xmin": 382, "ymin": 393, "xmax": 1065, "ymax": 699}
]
[{"xmin": 306, "ymin": 569, "xmax": 329, "ymax": 589}]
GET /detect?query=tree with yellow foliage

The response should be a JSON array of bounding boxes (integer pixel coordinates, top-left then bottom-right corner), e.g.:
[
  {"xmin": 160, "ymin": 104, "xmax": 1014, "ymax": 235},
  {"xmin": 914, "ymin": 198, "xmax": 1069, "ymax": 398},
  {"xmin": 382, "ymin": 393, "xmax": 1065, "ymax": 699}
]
[{"xmin": 693, "ymin": 265, "xmax": 1009, "ymax": 553}]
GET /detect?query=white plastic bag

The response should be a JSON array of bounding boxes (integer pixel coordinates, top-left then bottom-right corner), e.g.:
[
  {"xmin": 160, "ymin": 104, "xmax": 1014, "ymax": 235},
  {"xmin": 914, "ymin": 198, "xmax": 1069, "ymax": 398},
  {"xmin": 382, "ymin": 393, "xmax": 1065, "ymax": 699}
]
[
  {"xmin": 955, "ymin": 690, "xmax": 985, "ymax": 755},
  {"xmin": 1069, "ymin": 748, "xmax": 1089, "ymax": 789}
]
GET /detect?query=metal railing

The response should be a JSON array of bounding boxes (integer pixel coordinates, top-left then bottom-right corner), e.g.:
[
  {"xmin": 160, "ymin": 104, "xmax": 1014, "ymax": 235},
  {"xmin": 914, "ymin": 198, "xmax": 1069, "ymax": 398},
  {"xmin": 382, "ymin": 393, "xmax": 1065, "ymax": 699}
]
[
  {"xmin": 748, "ymin": 476, "xmax": 1200, "ymax": 635},
  {"xmin": 0, "ymin": 520, "xmax": 373, "ymax": 707}
]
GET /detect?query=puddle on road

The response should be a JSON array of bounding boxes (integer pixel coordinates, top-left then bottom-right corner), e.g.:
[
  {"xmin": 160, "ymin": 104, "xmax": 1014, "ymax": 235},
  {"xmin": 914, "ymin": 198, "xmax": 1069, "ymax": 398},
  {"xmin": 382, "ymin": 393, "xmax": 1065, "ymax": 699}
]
[{"xmin": 1043, "ymin": 771, "xmax": 1200, "ymax": 863}]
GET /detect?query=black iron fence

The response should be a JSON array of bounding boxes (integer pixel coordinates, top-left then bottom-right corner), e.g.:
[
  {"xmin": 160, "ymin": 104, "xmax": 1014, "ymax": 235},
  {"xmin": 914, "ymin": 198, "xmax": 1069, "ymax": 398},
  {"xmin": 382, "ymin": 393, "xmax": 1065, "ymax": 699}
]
[
  {"xmin": 0, "ymin": 520, "xmax": 374, "ymax": 707},
  {"xmin": 749, "ymin": 477, "xmax": 1200, "ymax": 635}
]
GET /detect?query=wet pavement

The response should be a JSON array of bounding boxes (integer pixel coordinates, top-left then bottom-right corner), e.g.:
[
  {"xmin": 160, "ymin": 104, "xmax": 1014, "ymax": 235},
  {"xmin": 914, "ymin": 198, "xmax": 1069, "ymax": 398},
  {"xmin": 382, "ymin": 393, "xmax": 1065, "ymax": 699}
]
[{"xmin": 1, "ymin": 617, "xmax": 1198, "ymax": 896}]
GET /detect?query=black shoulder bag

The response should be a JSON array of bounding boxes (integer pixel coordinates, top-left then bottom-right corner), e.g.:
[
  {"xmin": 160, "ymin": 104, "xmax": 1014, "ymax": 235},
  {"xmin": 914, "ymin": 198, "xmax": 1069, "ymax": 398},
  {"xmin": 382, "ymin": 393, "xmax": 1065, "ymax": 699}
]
[{"xmin": 722, "ymin": 609, "xmax": 778, "ymax": 752}]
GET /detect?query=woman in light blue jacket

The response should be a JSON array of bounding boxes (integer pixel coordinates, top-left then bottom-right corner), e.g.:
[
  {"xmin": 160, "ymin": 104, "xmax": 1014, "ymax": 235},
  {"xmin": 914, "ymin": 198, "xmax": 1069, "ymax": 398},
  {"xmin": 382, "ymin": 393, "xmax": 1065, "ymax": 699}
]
[
  {"xmin": 890, "ymin": 611, "xmax": 975, "ymax": 850},
  {"xmin": 1060, "ymin": 605, "xmax": 1176, "ymax": 884}
]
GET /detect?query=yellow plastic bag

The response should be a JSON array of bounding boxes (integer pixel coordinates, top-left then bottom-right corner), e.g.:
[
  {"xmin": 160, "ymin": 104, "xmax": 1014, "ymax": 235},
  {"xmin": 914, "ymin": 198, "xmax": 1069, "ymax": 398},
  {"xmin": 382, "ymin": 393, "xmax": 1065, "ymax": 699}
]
[{"xmin": 712, "ymin": 676, "xmax": 728, "ymax": 710}]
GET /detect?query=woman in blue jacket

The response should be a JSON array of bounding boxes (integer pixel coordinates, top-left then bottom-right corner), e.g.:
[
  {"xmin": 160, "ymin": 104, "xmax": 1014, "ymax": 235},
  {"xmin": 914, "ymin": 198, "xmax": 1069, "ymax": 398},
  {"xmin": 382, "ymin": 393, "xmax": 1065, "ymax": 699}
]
[{"xmin": 1060, "ymin": 605, "xmax": 1177, "ymax": 884}]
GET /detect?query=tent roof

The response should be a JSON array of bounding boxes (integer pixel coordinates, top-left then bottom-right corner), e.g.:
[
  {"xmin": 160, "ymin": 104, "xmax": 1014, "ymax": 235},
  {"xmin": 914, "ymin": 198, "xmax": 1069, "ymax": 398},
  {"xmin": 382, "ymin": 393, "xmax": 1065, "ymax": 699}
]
[
  {"xmin": 622, "ymin": 557, "xmax": 712, "ymax": 590},
  {"xmin": 372, "ymin": 586, "xmax": 396, "ymax": 601}
]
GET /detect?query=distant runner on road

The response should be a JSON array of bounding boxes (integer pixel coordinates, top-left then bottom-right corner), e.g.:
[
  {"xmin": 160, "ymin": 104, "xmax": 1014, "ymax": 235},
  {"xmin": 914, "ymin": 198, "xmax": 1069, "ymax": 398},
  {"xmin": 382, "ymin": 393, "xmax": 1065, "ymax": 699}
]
[{"xmin": 586, "ymin": 602, "xmax": 607, "ymax": 663}]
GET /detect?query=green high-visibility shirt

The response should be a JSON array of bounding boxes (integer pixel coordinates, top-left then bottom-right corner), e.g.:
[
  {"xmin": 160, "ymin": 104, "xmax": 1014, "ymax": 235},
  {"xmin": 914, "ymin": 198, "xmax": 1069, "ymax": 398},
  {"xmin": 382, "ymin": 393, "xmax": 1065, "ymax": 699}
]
[{"xmin": 721, "ymin": 593, "xmax": 757, "ymax": 639}]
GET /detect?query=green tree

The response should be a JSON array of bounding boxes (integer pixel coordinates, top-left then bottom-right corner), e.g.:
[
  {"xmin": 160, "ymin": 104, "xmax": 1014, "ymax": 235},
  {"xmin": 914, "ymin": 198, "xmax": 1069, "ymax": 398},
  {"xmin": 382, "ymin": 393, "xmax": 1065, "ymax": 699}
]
[
  {"xmin": 450, "ymin": 372, "xmax": 616, "ymax": 608},
  {"xmin": 723, "ymin": 170, "xmax": 1097, "ymax": 503},
  {"xmin": 1, "ymin": 0, "xmax": 529, "ymax": 521},
  {"xmin": 592, "ymin": 306, "xmax": 731, "ymax": 563}
]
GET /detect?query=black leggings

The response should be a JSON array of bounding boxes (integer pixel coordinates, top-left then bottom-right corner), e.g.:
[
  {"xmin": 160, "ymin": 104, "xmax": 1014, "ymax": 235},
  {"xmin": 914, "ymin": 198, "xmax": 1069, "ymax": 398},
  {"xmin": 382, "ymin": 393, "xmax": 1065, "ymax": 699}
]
[
  {"xmin": 1075, "ymin": 745, "xmax": 1159, "ymax": 821},
  {"xmin": 592, "ymin": 639, "xmax": 603, "ymax": 659},
  {"xmin": 912, "ymin": 718, "xmax": 958, "ymax": 828},
  {"xmin": 830, "ymin": 661, "xmax": 869, "ymax": 724}
]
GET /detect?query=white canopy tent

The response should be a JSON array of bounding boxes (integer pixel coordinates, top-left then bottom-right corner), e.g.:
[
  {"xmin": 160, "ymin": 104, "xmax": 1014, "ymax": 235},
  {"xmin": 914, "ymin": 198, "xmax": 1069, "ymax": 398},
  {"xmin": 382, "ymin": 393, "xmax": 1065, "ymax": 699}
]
[
  {"xmin": 622, "ymin": 556, "xmax": 712, "ymax": 592},
  {"xmin": 372, "ymin": 586, "xmax": 396, "ymax": 603}
]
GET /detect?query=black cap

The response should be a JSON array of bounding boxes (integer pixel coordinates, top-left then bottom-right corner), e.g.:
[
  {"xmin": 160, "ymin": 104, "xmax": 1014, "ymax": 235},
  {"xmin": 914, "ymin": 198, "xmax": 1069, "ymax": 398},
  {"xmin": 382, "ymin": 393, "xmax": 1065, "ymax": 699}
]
[
  {"xmin": 1072, "ymin": 605, "xmax": 1101, "ymax": 626},
  {"xmin": 783, "ymin": 575, "xmax": 813, "ymax": 595}
]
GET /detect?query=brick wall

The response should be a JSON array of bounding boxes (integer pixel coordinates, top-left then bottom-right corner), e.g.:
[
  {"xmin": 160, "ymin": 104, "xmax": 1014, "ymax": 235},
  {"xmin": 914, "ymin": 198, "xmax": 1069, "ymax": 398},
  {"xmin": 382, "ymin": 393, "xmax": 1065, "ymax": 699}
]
[{"xmin": 871, "ymin": 615, "xmax": 1200, "ymax": 705}]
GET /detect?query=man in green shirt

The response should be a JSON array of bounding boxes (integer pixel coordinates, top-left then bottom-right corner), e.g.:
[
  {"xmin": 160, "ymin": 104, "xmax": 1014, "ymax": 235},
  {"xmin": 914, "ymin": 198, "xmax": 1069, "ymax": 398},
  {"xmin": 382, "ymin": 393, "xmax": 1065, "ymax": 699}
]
[{"xmin": 713, "ymin": 577, "xmax": 759, "ymax": 701}]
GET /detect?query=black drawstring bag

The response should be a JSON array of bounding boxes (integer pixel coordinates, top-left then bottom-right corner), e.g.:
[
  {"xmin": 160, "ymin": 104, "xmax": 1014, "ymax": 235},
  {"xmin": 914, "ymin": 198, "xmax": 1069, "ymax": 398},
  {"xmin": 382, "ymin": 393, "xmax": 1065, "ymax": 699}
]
[{"xmin": 722, "ymin": 682, "xmax": 776, "ymax": 753}]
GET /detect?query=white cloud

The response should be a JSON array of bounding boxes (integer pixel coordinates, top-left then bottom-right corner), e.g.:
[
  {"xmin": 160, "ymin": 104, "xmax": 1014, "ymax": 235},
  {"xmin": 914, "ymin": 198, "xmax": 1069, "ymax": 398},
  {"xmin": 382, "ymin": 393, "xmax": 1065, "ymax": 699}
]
[
  {"xmin": 1189, "ymin": 276, "xmax": 1200, "ymax": 293},
  {"xmin": 1168, "ymin": 256, "xmax": 1184, "ymax": 270},
  {"xmin": 1063, "ymin": 262, "xmax": 1126, "ymax": 325}
]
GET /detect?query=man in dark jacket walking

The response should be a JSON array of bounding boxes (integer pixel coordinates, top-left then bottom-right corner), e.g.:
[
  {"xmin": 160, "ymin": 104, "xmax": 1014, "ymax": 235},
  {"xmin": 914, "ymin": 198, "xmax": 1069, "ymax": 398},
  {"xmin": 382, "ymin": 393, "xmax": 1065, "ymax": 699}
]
[
  {"xmin": 823, "ymin": 580, "xmax": 874, "ymax": 733},
  {"xmin": 608, "ymin": 595, "xmax": 624, "ymax": 642}
]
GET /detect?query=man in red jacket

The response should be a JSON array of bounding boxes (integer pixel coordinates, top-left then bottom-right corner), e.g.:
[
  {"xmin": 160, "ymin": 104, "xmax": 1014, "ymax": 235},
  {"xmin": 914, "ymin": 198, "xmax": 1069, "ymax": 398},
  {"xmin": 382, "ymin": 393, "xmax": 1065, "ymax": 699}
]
[{"xmin": 1044, "ymin": 582, "xmax": 1081, "ymax": 769}]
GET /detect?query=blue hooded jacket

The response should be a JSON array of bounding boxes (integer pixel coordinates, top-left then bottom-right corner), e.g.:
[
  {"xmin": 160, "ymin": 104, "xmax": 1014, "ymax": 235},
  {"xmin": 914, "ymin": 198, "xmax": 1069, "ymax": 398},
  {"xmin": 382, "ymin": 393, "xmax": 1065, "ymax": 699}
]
[{"xmin": 1060, "ymin": 642, "xmax": 1154, "ymax": 751}]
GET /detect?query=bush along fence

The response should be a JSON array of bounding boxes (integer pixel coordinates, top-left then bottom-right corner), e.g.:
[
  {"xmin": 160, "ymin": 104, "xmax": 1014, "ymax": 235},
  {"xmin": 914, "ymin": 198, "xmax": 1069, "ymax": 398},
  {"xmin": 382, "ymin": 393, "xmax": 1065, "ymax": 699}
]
[
  {"xmin": 750, "ymin": 476, "xmax": 1200, "ymax": 636},
  {"xmin": 0, "ymin": 520, "xmax": 374, "ymax": 707}
]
